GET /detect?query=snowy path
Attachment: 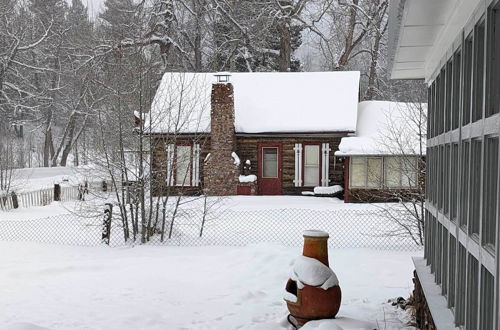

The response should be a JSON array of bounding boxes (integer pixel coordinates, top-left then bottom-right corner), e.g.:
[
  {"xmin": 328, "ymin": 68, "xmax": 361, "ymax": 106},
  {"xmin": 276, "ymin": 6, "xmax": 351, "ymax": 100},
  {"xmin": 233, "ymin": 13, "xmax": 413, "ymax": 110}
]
[{"xmin": 0, "ymin": 242, "xmax": 419, "ymax": 330}]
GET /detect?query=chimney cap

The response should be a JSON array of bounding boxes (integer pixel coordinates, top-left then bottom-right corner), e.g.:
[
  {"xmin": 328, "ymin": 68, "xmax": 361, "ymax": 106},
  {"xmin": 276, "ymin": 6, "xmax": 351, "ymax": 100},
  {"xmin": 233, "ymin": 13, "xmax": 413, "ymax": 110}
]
[
  {"xmin": 303, "ymin": 230, "xmax": 329, "ymax": 238},
  {"xmin": 214, "ymin": 72, "xmax": 231, "ymax": 83}
]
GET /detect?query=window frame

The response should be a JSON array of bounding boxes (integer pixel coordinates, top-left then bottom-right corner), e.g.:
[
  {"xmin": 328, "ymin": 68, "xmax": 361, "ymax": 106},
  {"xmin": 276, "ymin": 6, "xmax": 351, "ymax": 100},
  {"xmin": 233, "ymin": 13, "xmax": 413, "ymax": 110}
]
[
  {"xmin": 262, "ymin": 147, "xmax": 279, "ymax": 179},
  {"xmin": 301, "ymin": 143, "xmax": 322, "ymax": 187},
  {"xmin": 349, "ymin": 156, "xmax": 419, "ymax": 189},
  {"xmin": 472, "ymin": 18, "xmax": 486, "ymax": 123},
  {"xmin": 173, "ymin": 143, "xmax": 194, "ymax": 187},
  {"xmin": 487, "ymin": 4, "xmax": 500, "ymax": 117}
]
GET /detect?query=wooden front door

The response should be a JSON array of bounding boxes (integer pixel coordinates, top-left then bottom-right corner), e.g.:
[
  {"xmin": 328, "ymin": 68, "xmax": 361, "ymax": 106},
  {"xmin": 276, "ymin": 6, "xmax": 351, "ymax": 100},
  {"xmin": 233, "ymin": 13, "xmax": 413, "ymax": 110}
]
[{"xmin": 258, "ymin": 143, "xmax": 282, "ymax": 195}]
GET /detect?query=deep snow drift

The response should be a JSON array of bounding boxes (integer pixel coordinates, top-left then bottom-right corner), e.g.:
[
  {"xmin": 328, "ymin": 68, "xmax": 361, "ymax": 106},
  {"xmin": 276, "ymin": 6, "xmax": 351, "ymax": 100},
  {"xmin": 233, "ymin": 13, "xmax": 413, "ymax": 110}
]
[{"xmin": 0, "ymin": 242, "xmax": 418, "ymax": 330}]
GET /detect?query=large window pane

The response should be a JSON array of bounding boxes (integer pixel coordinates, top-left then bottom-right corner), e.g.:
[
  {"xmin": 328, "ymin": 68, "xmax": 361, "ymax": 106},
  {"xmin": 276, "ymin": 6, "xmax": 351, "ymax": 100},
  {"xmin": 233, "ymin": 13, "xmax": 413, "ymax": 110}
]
[
  {"xmin": 451, "ymin": 144, "xmax": 459, "ymax": 221},
  {"xmin": 463, "ymin": 35, "xmax": 473, "ymax": 125},
  {"xmin": 366, "ymin": 158, "xmax": 382, "ymax": 188},
  {"xmin": 444, "ymin": 145, "xmax": 450, "ymax": 215},
  {"xmin": 448, "ymin": 234, "xmax": 456, "ymax": 308},
  {"xmin": 466, "ymin": 255, "xmax": 479, "ymax": 329},
  {"xmin": 469, "ymin": 139, "xmax": 482, "ymax": 237},
  {"xmin": 459, "ymin": 141, "xmax": 470, "ymax": 228},
  {"xmin": 445, "ymin": 60, "xmax": 452, "ymax": 132},
  {"xmin": 452, "ymin": 50, "xmax": 461, "ymax": 129},
  {"xmin": 480, "ymin": 267, "xmax": 495, "ymax": 329},
  {"xmin": 262, "ymin": 148, "xmax": 278, "ymax": 178},
  {"xmin": 473, "ymin": 21, "xmax": 485, "ymax": 122},
  {"xmin": 350, "ymin": 157, "xmax": 366, "ymax": 188},
  {"xmin": 384, "ymin": 157, "xmax": 400, "ymax": 187},
  {"xmin": 488, "ymin": 5, "xmax": 500, "ymax": 116},
  {"xmin": 438, "ymin": 145, "xmax": 444, "ymax": 210},
  {"xmin": 456, "ymin": 244, "xmax": 467, "ymax": 326},
  {"xmin": 401, "ymin": 157, "xmax": 418, "ymax": 188},
  {"xmin": 482, "ymin": 137, "xmax": 498, "ymax": 249},
  {"xmin": 176, "ymin": 146, "xmax": 191, "ymax": 186},
  {"xmin": 304, "ymin": 145, "xmax": 320, "ymax": 186}
]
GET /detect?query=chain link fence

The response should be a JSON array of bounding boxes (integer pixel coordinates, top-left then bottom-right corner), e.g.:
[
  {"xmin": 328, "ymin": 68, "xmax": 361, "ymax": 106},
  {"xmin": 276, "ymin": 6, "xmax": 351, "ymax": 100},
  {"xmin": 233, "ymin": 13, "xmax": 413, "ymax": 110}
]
[{"xmin": 0, "ymin": 207, "xmax": 423, "ymax": 250}]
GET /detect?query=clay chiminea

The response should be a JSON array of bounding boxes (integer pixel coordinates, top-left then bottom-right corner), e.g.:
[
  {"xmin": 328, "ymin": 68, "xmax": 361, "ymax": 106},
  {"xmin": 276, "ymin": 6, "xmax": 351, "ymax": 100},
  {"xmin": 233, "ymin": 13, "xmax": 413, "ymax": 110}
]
[{"xmin": 284, "ymin": 230, "xmax": 341, "ymax": 327}]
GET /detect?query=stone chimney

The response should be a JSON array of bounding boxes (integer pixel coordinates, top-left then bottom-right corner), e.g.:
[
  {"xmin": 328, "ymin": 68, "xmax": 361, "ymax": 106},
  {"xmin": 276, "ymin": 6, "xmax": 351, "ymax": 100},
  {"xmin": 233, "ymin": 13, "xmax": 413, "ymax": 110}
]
[{"xmin": 204, "ymin": 73, "xmax": 239, "ymax": 196}]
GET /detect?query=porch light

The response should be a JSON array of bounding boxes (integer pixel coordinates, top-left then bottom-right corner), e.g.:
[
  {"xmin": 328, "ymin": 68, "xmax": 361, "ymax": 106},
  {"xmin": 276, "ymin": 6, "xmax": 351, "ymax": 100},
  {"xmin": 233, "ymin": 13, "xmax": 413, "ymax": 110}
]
[{"xmin": 214, "ymin": 72, "xmax": 231, "ymax": 83}]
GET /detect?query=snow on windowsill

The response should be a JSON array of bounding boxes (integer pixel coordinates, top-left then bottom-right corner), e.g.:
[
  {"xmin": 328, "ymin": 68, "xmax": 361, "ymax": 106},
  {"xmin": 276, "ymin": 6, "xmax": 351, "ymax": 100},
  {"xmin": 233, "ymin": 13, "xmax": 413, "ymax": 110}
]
[
  {"xmin": 313, "ymin": 185, "xmax": 343, "ymax": 195},
  {"xmin": 239, "ymin": 175, "xmax": 257, "ymax": 183},
  {"xmin": 301, "ymin": 186, "xmax": 343, "ymax": 196}
]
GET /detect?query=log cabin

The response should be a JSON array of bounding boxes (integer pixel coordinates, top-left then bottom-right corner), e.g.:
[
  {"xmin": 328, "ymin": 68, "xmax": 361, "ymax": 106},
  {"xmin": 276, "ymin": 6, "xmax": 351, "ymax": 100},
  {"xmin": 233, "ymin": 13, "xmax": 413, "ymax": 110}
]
[{"xmin": 147, "ymin": 71, "xmax": 360, "ymax": 196}]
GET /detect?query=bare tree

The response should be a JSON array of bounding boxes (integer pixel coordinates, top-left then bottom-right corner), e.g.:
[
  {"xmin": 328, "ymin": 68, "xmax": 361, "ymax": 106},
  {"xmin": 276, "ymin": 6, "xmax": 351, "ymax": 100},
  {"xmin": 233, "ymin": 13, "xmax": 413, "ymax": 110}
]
[{"xmin": 375, "ymin": 86, "xmax": 427, "ymax": 246}]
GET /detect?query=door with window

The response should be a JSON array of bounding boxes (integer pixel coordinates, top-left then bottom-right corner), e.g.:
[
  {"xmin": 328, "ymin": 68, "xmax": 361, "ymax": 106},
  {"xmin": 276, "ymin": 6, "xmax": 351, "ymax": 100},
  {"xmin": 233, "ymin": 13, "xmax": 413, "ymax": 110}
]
[{"xmin": 258, "ymin": 143, "xmax": 282, "ymax": 195}]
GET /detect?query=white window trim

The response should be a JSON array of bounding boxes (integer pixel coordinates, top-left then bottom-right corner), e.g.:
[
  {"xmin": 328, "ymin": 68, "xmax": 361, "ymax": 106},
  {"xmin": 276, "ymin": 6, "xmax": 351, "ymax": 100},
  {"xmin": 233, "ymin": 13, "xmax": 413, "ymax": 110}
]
[
  {"xmin": 294, "ymin": 143, "xmax": 330, "ymax": 188},
  {"xmin": 294, "ymin": 144, "xmax": 303, "ymax": 187},
  {"xmin": 321, "ymin": 143, "xmax": 331, "ymax": 187}
]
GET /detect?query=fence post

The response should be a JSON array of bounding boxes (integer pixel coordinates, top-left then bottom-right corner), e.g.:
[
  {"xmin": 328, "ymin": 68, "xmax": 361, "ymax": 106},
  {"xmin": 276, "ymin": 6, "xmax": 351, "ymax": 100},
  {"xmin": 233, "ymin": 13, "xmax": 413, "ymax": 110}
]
[
  {"xmin": 54, "ymin": 184, "xmax": 61, "ymax": 201},
  {"xmin": 102, "ymin": 203, "xmax": 113, "ymax": 245},
  {"xmin": 78, "ymin": 184, "xmax": 85, "ymax": 201},
  {"xmin": 11, "ymin": 192, "xmax": 19, "ymax": 209}
]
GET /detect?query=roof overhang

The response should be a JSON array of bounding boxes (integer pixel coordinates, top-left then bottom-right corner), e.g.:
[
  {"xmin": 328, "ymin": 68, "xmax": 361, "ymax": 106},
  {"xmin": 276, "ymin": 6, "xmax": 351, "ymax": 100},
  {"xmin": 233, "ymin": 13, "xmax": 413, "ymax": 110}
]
[{"xmin": 388, "ymin": 0, "xmax": 482, "ymax": 82}]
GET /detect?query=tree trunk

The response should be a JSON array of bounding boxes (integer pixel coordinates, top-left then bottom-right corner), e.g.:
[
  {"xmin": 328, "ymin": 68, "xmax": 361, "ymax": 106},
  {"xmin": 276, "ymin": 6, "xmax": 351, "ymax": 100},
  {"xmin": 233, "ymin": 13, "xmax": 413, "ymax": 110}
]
[
  {"xmin": 278, "ymin": 21, "xmax": 291, "ymax": 72},
  {"xmin": 364, "ymin": 2, "xmax": 388, "ymax": 100},
  {"xmin": 52, "ymin": 112, "xmax": 76, "ymax": 167},
  {"xmin": 43, "ymin": 125, "xmax": 53, "ymax": 167},
  {"xmin": 193, "ymin": 0, "xmax": 203, "ymax": 72},
  {"xmin": 60, "ymin": 121, "xmax": 76, "ymax": 167},
  {"xmin": 365, "ymin": 36, "xmax": 381, "ymax": 100}
]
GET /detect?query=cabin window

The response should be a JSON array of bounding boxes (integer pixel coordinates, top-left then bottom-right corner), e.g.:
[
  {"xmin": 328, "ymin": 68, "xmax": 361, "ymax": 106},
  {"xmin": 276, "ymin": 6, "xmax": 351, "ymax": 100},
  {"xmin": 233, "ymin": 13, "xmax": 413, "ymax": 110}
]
[
  {"xmin": 175, "ymin": 145, "xmax": 192, "ymax": 186},
  {"xmin": 350, "ymin": 156, "xmax": 418, "ymax": 189},
  {"xmin": 303, "ymin": 145, "xmax": 320, "ymax": 186},
  {"xmin": 350, "ymin": 157, "xmax": 382, "ymax": 188}
]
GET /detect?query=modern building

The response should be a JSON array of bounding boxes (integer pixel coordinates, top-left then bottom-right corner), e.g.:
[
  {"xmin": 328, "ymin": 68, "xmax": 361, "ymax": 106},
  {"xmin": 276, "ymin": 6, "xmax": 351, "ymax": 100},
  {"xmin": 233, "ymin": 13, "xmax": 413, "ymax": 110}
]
[{"xmin": 389, "ymin": 0, "xmax": 500, "ymax": 329}]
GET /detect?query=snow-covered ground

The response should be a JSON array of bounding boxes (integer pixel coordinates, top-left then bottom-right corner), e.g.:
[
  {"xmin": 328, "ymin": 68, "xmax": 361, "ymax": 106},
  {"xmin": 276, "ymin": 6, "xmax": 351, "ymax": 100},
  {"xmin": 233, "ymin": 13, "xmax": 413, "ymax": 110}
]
[
  {"xmin": 4, "ymin": 166, "xmax": 109, "ymax": 195},
  {"xmin": 0, "ymin": 241, "xmax": 419, "ymax": 330},
  {"xmin": 0, "ymin": 201, "xmax": 77, "ymax": 221},
  {"xmin": 1, "ymin": 174, "xmax": 420, "ymax": 329},
  {"xmin": 220, "ymin": 195, "xmax": 378, "ymax": 211}
]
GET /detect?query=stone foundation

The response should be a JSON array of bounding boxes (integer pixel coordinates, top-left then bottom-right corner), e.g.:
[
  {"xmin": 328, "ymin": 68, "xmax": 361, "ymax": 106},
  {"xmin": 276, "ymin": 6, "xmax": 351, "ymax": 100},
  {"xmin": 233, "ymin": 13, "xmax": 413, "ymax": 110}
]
[{"xmin": 413, "ymin": 270, "xmax": 437, "ymax": 330}]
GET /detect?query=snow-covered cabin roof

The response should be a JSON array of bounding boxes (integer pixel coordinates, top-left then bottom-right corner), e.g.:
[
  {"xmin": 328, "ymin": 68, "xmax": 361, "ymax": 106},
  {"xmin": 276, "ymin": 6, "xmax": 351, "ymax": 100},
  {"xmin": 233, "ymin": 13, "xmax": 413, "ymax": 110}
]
[
  {"xmin": 335, "ymin": 101, "xmax": 427, "ymax": 156},
  {"xmin": 148, "ymin": 71, "xmax": 360, "ymax": 134}
]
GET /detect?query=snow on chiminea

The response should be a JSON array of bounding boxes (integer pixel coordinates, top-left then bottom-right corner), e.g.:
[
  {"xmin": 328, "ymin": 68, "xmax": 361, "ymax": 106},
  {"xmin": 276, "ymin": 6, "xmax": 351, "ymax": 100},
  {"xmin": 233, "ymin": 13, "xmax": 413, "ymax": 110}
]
[
  {"xmin": 284, "ymin": 230, "xmax": 341, "ymax": 327},
  {"xmin": 204, "ymin": 72, "xmax": 239, "ymax": 196}
]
